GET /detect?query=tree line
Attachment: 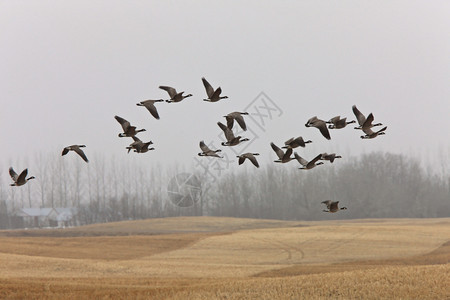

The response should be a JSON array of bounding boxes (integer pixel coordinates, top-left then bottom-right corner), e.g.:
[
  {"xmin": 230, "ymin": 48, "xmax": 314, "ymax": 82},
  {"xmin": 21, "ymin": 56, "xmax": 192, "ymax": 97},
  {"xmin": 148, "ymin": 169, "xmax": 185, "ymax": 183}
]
[{"xmin": 0, "ymin": 151, "xmax": 448, "ymax": 228}]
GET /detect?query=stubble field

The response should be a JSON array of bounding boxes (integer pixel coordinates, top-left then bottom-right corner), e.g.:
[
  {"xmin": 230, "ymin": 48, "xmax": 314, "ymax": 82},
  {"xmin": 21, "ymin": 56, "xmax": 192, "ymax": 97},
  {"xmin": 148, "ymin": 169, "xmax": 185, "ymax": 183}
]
[{"xmin": 0, "ymin": 217, "xmax": 448, "ymax": 299}]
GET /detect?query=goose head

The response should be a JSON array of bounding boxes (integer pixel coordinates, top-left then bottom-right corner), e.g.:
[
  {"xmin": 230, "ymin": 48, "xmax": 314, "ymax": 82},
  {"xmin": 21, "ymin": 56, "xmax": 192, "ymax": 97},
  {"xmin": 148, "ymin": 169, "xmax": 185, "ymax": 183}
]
[
  {"xmin": 184, "ymin": 94, "xmax": 193, "ymax": 98},
  {"xmin": 252, "ymin": 153, "xmax": 260, "ymax": 156},
  {"xmin": 240, "ymin": 138, "xmax": 250, "ymax": 142},
  {"xmin": 27, "ymin": 176, "xmax": 36, "ymax": 181},
  {"xmin": 347, "ymin": 120, "xmax": 356, "ymax": 124},
  {"xmin": 316, "ymin": 162, "xmax": 324, "ymax": 166},
  {"xmin": 214, "ymin": 149, "xmax": 222, "ymax": 153},
  {"xmin": 221, "ymin": 141, "xmax": 228, "ymax": 146},
  {"xmin": 305, "ymin": 140, "xmax": 312, "ymax": 144}
]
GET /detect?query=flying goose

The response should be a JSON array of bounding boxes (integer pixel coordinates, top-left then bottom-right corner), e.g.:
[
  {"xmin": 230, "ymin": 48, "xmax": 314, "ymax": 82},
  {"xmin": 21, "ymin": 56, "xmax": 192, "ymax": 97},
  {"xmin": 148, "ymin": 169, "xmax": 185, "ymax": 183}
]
[
  {"xmin": 159, "ymin": 86, "xmax": 192, "ymax": 103},
  {"xmin": 352, "ymin": 105, "xmax": 383, "ymax": 130},
  {"xmin": 224, "ymin": 112, "xmax": 249, "ymax": 131},
  {"xmin": 62, "ymin": 145, "xmax": 89, "ymax": 162},
  {"xmin": 114, "ymin": 115, "xmax": 146, "ymax": 137},
  {"xmin": 305, "ymin": 116, "xmax": 331, "ymax": 140},
  {"xmin": 361, "ymin": 126, "xmax": 387, "ymax": 139},
  {"xmin": 282, "ymin": 136, "xmax": 312, "ymax": 149},
  {"xmin": 217, "ymin": 122, "xmax": 249, "ymax": 146},
  {"xmin": 271, "ymin": 142, "xmax": 294, "ymax": 163},
  {"xmin": 295, "ymin": 153, "xmax": 324, "ymax": 170},
  {"xmin": 237, "ymin": 153, "xmax": 260, "ymax": 168},
  {"xmin": 126, "ymin": 136, "xmax": 154, "ymax": 153},
  {"xmin": 320, "ymin": 153, "xmax": 342, "ymax": 163},
  {"xmin": 322, "ymin": 200, "xmax": 347, "ymax": 213},
  {"xmin": 202, "ymin": 77, "xmax": 228, "ymax": 102},
  {"xmin": 136, "ymin": 99, "xmax": 164, "ymax": 120},
  {"xmin": 326, "ymin": 116, "xmax": 356, "ymax": 129},
  {"xmin": 9, "ymin": 167, "xmax": 35, "ymax": 186},
  {"xmin": 198, "ymin": 141, "xmax": 223, "ymax": 158}
]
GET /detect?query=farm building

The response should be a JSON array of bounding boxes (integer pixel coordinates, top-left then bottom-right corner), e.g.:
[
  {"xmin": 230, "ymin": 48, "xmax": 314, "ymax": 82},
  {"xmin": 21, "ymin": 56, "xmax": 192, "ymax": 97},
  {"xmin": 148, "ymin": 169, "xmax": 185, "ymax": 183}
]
[{"xmin": 14, "ymin": 207, "xmax": 78, "ymax": 228}]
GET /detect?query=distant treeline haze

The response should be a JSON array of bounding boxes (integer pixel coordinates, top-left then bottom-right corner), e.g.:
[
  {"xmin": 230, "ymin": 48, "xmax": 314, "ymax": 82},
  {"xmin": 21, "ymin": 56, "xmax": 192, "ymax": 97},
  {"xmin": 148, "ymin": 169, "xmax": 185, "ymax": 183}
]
[{"xmin": 0, "ymin": 151, "xmax": 448, "ymax": 228}]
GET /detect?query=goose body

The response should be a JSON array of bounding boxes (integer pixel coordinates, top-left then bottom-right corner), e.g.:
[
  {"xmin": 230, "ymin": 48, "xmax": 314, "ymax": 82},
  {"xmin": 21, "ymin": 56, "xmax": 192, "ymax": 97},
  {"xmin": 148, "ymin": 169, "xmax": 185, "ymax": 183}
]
[
  {"xmin": 322, "ymin": 200, "xmax": 347, "ymax": 213},
  {"xmin": 114, "ymin": 115, "xmax": 146, "ymax": 137},
  {"xmin": 137, "ymin": 99, "xmax": 164, "ymax": 120},
  {"xmin": 159, "ymin": 86, "xmax": 192, "ymax": 103},
  {"xmin": 305, "ymin": 116, "xmax": 331, "ymax": 140},
  {"xmin": 271, "ymin": 142, "xmax": 294, "ymax": 163},
  {"xmin": 361, "ymin": 126, "xmax": 387, "ymax": 139},
  {"xmin": 224, "ymin": 112, "xmax": 249, "ymax": 131},
  {"xmin": 352, "ymin": 105, "xmax": 383, "ymax": 130},
  {"xmin": 237, "ymin": 153, "xmax": 260, "ymax": 168},
  {"xmin": 198, "ymin": 141, "xmax": 222, "ymax": 158},
  {"xmin": 282, "ymin": 136, "xmax": 312, "ymax": 149},
  {"xmin": 9, "ymin": 167, "xmax": 35, "ymax": 186},
  {"xmin": 202, "ymin": 77, "xmax": 228, "ymax": 102},
  {"xmin": 217, "ymin": 122, "xmax": 249, "ymax": 146},
  {"xmin": 296, "ymin": 153, "xmax": 324, "ymax": 170},
  {"xmin": 327, "ymin": 116, "xmax": 356, "ymax": 129},
  {"xmin": 62, "ymin": 145, "xmax": 89, "ymax": 162}
]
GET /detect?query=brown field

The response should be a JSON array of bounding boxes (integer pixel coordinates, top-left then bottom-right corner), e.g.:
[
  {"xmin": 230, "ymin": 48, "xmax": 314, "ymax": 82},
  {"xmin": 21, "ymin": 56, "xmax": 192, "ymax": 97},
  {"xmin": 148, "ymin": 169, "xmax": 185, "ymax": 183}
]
[{"xmin": 0, "ymin": 217, "xmax": 448, "ymax": 299}]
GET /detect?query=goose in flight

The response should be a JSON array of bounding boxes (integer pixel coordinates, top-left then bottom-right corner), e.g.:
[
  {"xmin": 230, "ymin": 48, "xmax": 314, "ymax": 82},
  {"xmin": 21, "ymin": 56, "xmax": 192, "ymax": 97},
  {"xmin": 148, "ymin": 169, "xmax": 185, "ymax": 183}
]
[
  {"xmin": 217, "ymin": 122, "xmax": 249, "ymax": 146},
  {"xmin": 322, "ymin": 200, "xmax": 347, "ymax": 213},
  {"xmin": 305, "ymin": 116, "xmax": 331, "ymax": 140},
  {"xmin": 352, "ymin": 105, "xmax": 383, "ymax": 130},
  {"xmin": 159, "ymin": 86, "xmax": 192, "ymax": 103},
  {"xmin": 137, "ymin": 99, "xmax": 164, "ymax": 120},
  {"xmin": 295, "ymin": 153, "xmax": 324, "ymax": 170},
  {"xmin": 202, "ymin": 77, "xmax": 228, "ymax": 102},
  {"xmin": 9, "ymin": 167, "xmax": 35, "ymax": 186},
  {"xmin": 271, "ymin": 142, "xmax": 294, "ymax": 163},
  {"xmin": 114, "ymin": 115, "xmax": 146, "ymax": 137},
  {"xmin": 62, "ymin": 145, "xmax": 89, "ymax": 162},
  {"xmin": 224, "ymin": 112, "xmax": 249, "ymax": 131},
  {"xmin": 361, "ymin": 126, "xmax": 387, "ymax": 139},
  {"xmin": 326, "ymin": 116, "xmax": 356, "ymax": 129},
  {"xmin": 237, "ymin": 153, "xmax": 260, "ymax": 168},
  {"xmin": 126, "ymin": 136, "xmax": 154, "ymax": 153},
  {"xmin": 198, "ymin": 141, "xmax": 223, "ymax": 158},
  {"xmin": 320, "ymin": 153, "xmax": 342, "ymax": 163},
  {"xmin": 282, "ymin": 136, "xmax": 312, "ymax": 149}
]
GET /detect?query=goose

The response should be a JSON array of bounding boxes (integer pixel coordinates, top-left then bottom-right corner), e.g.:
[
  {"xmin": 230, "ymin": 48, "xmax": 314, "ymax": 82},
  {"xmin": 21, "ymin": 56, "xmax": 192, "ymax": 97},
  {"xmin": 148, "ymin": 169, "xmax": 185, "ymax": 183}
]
[
  {"xmin": 198, "ymin": 141, "xmax": 223, "ymax": 158},
  {"xmin": 62, "ymin": 145, "xmax": 89, "ymax": 162},
  {"xmin": 295, "ymin": 153, "xmax": 324, "ymax": 170},
  {"xmin": 126, "ymin": 136, "xmax": 154, "ymax": 153},
  {"xmin": 282, "ymin": 136, "xmax": 312, "ymax": 149},
  {"xmin": 320, "ymin": 153, "xmax": 342, "ymax": 163},
  {"xmin": 217, "ymin": 122, "xmax": 249, "ymax": 146},
  {"xmin": 114, "ymin": 115, "xmax": 146, "ymax": 137},
  {"xmin": 326, "ymin": 116, "xmax": 356, "ymax": 129},
  {"xmin": 224, "ymin": 112, "xmax": 249, "ymax": 131},
  {"xmin": 237, "ymin": 153, "xmax": 260, "ymax": 168},
  {"xmin": 202, "ymin": 77, "xmax": 228, "ymax": 102},
  {"xmin": 136, "ymin": 99, "xmax": 164, "ymax": 120},
  {"xmin": 9, "ymin": 167, "xmax": 35, "ymax": 186},
  {"xmin": 322, "ymin": 200, "xmax": 347, "ymax": 213},
  {"xmin": 305, "ymin": 116, "xmax": 331, "ymax": 140},
  {"xmin": 271, "ymin": 142, "xmax": 294, "ymax": 163},
  {"xmin": 159, "ymin": 86, "xmax": 192, "ymax": 103},
  {"xmin": 361, "ymin": 126, "xmax": 387, "ymax": 139},
  {"xmin": 352, "ymin": 105, "xmax": 383, "ymax": 130}
]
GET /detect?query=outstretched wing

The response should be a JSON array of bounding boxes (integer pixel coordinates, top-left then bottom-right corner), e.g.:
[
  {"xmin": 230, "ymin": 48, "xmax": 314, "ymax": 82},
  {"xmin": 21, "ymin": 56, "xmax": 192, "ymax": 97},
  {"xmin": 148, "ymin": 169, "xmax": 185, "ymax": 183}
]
[
  {"xmin": 218, "ymin": 122, "xmax": 235, "ymax": 141},
  {"xmin": 294, "ymin": 153, "xmax": 308, "ymax": 166},
  {"xmin": 9, "ymin": 167, "xmax": 18, "ymax": 181},
  {"xmin": 270, "ymin": 142, "xmax": 284, "ymax": 159},
  {"xmin": 248, "ymin": 154, "xmax": 259, "ymax": 168},
  {"xmin": 202, "ymin": 77, "xmax": 214, "ymax": 98},
  {"xmin": 74, "ymin": 147, "xmax": 89, "ymax": 163},
  {"xmin": 17, "ymin": 169, "xmax": 28, "ymax": 183},
  {"xmin": 114, "ymin": 115, "xmax": 130, "ymax": 131},
  {"xmin": 199, "ymin": 141, "xmax": 211, "ymax": 153},
  {"xmin": 141, "ymin": 101, "xmax": 160, "ymax": 120},
  {"xmin": 234, "ymin": 113, "xmax": 247, "ymax": 131},
  {"xmin": 321, "ymin": 200, "xmax": 332, "ymax": 209},
  {"xmin": 309, "ymin": 154, "xmax": 323, "ymax": 165},
  {"xmin": 352, "ymin": 105, "xmax": 366, "ymax": 126},
  {"xmin": 159, "ymin": 86, "xmax": 177, "ymax": 98},
  {"xmin": 62, "ymin": 147, "xmax": 70, "ymax": 156}
]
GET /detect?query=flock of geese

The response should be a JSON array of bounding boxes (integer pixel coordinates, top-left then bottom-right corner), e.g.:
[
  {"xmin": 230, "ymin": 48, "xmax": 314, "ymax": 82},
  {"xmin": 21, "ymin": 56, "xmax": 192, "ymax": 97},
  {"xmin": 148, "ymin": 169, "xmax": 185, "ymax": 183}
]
[{"xmin": 8, "ymin": 77, "xmax": 387, "ymax": 214}]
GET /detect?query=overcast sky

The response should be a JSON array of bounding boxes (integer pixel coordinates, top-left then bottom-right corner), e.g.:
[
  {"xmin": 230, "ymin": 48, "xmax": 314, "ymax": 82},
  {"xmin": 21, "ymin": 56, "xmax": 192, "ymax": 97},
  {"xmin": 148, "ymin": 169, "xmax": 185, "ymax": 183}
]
[{"xmin": 1, "ymin": 1, "xmax": 449, "ymax": 177}]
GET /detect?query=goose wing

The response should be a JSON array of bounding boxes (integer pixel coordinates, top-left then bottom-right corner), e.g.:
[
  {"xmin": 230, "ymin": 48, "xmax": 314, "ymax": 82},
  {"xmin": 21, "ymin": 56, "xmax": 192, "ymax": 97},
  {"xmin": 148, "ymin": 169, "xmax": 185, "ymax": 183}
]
[
  {"xmin": 218, "ymin": 122, "xmax": 235, "ymax": 141},
  {"xmin": 294, "ymin": 153, "xmax": 309, "ymax": 166},
  {"xmin": 159, "ymin": 86, "xmax": 177, "ymax": 98},
  {"xmin": 114, "ymin": 115, "xmax": 130, "ymax": 131},
  {"xmin": 62, "ymin": 147, "xmax": 70, "ymax": 156},
  {"xmin": 234, "ymin": 113, "xmax": 247, "ymax": 131},
  {"xmin": 9, "ymin": 167, "xmax": 18, "ymax": 181},
  {"xmin": 140, "ymin": 100, "xmax": 160, "ymax": 120},
  {"xmin": 352, "ymin": 105, "xmax": 366, "ymax": 126},
  {"xmin": 316, "ymin": 121, "xmax": 331, "ymax": 140},
  {"xmin": 238, "ymin": 156, "xmax": 245, "ymax": 165},
  {"xmin": 308, "ymin": 154, "xmax": 323, "ymax": 167},
  {"xmin": 282, "ymin": 147, "xmax": 293, "ymax": 161},
  {"xmin": 201, "ymin": 77, "xmax": 214, "ymax": 98},
  {"xmin": 73, "ymin": 146, "xmax": 89, "ymax": 162},
  {"xmin": 270, "ymin": 142, "xmax": 284, "ymax": 159},
  {"xmin": 377, "ymin": 126, "xmax": 387, "ymax": 133},
  {"xmin": 17, "ymin": 169, "xmax": 28, "ymax": 184},
  {"xmin": 362, "ymin": 113, "xmax": 375, "ymax": 128},
  {"xmin": 328, "ymin": 116, "xmax": 340, "ymax": 124},
  {"xmin": 321, "ymin": 200, "xmax": 332, "ymax": 209},
  {"xmin": 246, "ymin": 153, "xmax": 259, "ymax": 168},
  {"xmin": 225, "ymin": 115, "xmax": 235, "ymax": 130},
  {"xmin": 284, "ymin": 137, "xmax": 294, "ymax": 146},
  {"xmin": 199, "ymin": 141, "xmax": 212, "ymax": 153}
]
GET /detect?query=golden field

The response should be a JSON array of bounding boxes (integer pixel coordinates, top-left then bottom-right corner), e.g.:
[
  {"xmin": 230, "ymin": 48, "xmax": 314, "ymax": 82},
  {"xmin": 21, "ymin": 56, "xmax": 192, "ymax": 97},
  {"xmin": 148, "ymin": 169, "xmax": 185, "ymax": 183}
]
[{"xmin": 0, "ymin": 217, "xmax": 448, "ymax": 299}]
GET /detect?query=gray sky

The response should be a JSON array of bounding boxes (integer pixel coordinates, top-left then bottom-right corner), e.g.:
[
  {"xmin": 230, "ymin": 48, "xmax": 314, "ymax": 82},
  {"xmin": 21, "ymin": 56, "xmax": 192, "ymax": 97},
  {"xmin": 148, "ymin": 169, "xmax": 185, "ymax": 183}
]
[{"xmin": 1, "ymin": 1, "xmax": 449, "ymax": 175}]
